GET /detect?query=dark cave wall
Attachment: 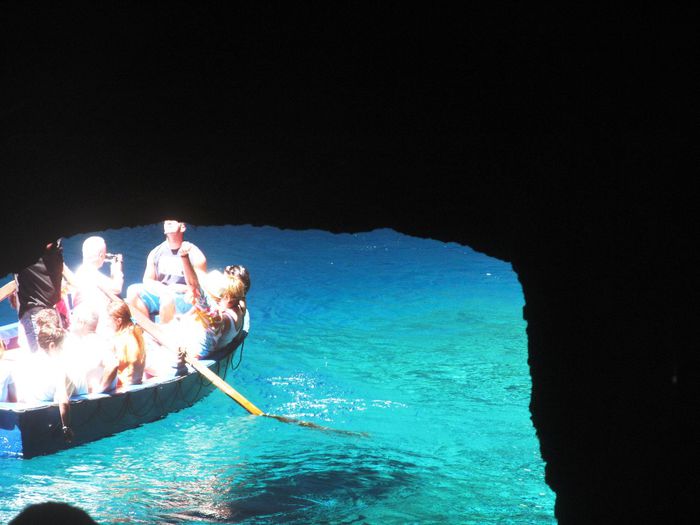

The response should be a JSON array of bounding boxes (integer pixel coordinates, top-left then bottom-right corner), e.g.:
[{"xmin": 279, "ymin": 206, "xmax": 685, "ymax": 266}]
[
  {"xmin": 1, "ymin": 167, "xmax": 693, "ymax": 524},
  {"xmin": 1, "ymin": 4, "xmax": 695, "ymax": 524}
]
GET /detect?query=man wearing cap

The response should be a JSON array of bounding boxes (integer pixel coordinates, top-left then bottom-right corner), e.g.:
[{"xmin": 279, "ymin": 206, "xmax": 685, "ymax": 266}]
[{"xmin": 126, "ymin": 220, "xmax": 207, "ymax": 323}]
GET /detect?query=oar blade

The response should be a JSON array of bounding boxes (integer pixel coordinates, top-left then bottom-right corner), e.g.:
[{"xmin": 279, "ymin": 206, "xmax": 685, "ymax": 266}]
[{"xmin": 263, "ymin": 413, "xmax": 369, "ymax": 438}]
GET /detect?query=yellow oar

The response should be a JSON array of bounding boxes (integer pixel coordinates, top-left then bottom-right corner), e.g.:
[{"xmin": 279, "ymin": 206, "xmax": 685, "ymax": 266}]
[
  {"xmin": 128, "ymin": 294, "xmax": 366, "ymax": 435},
  {"xmin": 63, "ymin": 265, "xmax": 366, "ymax": 436},
  {"xmin": 125, "ymin": 302, "xmax": 265, "ymax": 416},
  {"xmin": 0, "ymin": 280, "xmax": 17, "ymax": 302}
]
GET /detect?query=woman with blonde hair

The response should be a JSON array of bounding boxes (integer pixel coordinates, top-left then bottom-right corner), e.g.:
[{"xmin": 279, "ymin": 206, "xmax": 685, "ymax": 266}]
[
  {"xmin": 176, "ymin": 243, "xmax": 248, "ymax": 360},
  {"xmin": 101, "ymin": 299, "xmax": 146, "ymax": 388}
]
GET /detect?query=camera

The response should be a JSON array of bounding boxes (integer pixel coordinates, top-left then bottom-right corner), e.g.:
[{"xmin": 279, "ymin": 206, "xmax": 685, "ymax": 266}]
[{"xmin": 105, "ymin": 252, "xmax": 123, "ymax": 264}]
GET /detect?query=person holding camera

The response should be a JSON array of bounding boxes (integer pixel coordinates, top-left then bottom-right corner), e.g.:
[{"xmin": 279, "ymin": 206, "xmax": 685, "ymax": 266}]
[{"xmin": 69, "ymin": 236, "xmax": 124, "ymax": 333}]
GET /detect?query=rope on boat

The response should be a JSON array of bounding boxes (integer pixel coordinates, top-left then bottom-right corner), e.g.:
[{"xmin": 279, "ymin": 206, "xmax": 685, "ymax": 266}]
[
  {"xmin": 228, "ymin": 340, "xmax": 245, "ymax": 372},
  {"xmin": 93, "ymin": 395, "xmax": 131, "ymax": 425},
  {"xmin": 74, "ymin": 366, "xmax": 217, "ymax": 434},
  {"xmin": 123, "ymin": 390, "xmax": 155, "ymax": 419},
  {"xmin": 152, "ymin": 379, "xmax": 182, "ymax": 415},
  {"xmin": 182, "ymin": 369, "xmax": 206, "ymax": 405}
]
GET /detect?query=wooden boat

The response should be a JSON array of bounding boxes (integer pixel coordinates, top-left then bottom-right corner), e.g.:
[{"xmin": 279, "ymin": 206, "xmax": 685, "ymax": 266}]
[{"xmin": 0, "ymin": 321, "xmax": 247, "ymax": 459}]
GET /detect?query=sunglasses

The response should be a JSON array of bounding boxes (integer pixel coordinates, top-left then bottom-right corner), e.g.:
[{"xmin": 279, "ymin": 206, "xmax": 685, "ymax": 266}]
[{"xmin": 225, "ymin": 265, "xmax": 246, "ymax": 276}]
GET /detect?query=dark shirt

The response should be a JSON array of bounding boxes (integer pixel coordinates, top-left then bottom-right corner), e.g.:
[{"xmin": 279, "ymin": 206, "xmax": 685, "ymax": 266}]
[
  {"xmin": 150, "ymin": 240, "xmax": 204, "ymax": 287},
  {"xmin": 152, "ymin": 242, "xmax": 186, "ymax": 286},
  {"xmin": 15, "ymin": 242, "xmax": 64, "ymax": 318}
]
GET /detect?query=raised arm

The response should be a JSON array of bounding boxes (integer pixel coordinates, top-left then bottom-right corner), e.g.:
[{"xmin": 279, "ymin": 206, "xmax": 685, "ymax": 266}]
[
  {"xmin": 178, "ymin": 242, "xmax": 202, "ymax": 299},
  {"xmin": 189, "ymin": 244, "xmax": 207, "ymax": 274}
]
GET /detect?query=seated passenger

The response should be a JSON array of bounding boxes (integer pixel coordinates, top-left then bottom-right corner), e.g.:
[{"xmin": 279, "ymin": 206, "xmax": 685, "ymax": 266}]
[
  {"xmin": 126, "ymin": 219, "xmax": 207, "ymax": 324},
  {"xmin": 70, "ymin": 235, "xmax": 124, "ymax": 335},
  {"xmin": 15, "ymin": 323, "xmax": 74, "ymax": 402},
  {"xmin": 63, "ymin": 304, "xmax": 114, "ymax": 394},
  {"xmin": 12, "ymin": 306, "xmax": 63, "ymax": 354},
  {"xmin": 0, "ymin": 340, "xmax": 17, "ymax": 402},
  {"xmin": 224, "ymin": 264, "xmax": 251, "ymax": 312},
  {"xmin": 176, "ymin": 243, "xmax": 248, "ymax": 360},
  {"xmin": 13, "ymin": 322, "xmax": 75, "ymax": 440},
  {"xmin": 100, "ymin": 299, "xmax": 146, "ymax": 388}
]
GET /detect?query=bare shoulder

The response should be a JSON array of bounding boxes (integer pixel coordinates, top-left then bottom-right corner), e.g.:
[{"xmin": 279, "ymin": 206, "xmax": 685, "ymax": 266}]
[
  {"xmin": 190, "ymin": 242, "xmax": 206, "ymax": 258},
  {"xmin": 190, "ymin": 243, "xmax": 207, "ymax": 270}
]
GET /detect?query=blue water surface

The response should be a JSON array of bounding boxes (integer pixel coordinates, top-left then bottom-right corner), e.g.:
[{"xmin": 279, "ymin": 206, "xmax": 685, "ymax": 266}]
[{"xmin": 0, "ymin": 224, "xmax": 555, "ymax": 524}]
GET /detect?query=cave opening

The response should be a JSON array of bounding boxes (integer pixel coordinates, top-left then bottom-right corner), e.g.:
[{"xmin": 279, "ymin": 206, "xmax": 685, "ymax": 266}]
[{"xmin": 0, "ymin": 221, "xmax": 556, "ymax": 523}]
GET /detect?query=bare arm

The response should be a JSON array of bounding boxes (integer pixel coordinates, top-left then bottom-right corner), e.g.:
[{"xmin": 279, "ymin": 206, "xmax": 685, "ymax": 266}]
[
  {"xmin": 168, "ymin": 245, "xmax": 206, "ymax": 296},
  {"xmin": 178, "ymin": 242, "xmax": 201, "ymax": 297},
  {"xmin": 55, "ymin": 374, "xmax": 74, "ymax": 442},
  {"xmin": 99, "ymin": 363, "xmax": 119, "ymax": 392},
  {"xmin": 189, "ymin": 245, "xmax": 207, "ymax": 274},
  {"xmin": 142, "ymin": 249, "xmax": 158, "ymax": 284}
]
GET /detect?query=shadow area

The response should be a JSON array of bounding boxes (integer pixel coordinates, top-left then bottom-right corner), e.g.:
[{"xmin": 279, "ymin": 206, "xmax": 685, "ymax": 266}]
[{"xmin": 157, "ymin": 451, "xmax": 420, "ymax": 524}]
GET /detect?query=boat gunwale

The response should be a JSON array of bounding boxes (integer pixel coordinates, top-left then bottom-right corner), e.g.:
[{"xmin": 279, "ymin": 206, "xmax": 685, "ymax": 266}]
[{"xmin": 0, "ymin": 358, "xmax": 220, "ymax": 414}]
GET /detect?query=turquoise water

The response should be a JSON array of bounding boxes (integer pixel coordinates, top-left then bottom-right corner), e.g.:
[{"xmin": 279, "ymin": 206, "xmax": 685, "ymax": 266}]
[{"xmin": 0, "ymin": 224, "xmax": 555, "ymax": 524}]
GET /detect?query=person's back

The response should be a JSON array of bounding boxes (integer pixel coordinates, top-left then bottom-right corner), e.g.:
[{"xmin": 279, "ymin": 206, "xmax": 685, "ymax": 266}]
[
  {"xmin": 63, "ymin": 304, "xmax": 113, "ymax": 394},
  {"xmin": 15, "ymin": 242, "xmax": 64, "ymax": 319},
  {"xmin": 14, "ymin": 323, "xmax": 73, "ymax": 404},
  {"xmin": 16, "ymin": 349, "xmax": 56, "ymax": 403},
  {"xmin": 114, "ymin": 327, "xmax": 146, "ymax": 386},
  {"xmin": 13, "ymin": 240, "xmax": 65, "ymax": 352},
  {"xmin": 104, "ymin": 300, "xmax": 146, "ymax": 387}
]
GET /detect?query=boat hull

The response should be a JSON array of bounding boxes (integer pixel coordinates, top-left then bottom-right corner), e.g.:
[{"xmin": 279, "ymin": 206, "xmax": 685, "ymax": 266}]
[{"xmin": 0, "ymin": 354, "xmax": 233, "ymax": 459}]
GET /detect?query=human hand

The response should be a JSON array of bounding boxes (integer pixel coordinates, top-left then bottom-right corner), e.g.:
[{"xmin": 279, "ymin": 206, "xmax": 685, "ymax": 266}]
[
  {"xmin": 106, "ymin": 252, "xmax": 123, "ymax": 264},
  {"xmin": 183, "ymin": 288, "xmax": 199, "ymax": 305},
  {"xmin": 178, "ymin": 242, "xmax": 193, "ymax": 257},
  {"xmin": 9, "ymin": 291, "xmax": 18, "ymax": 310}
]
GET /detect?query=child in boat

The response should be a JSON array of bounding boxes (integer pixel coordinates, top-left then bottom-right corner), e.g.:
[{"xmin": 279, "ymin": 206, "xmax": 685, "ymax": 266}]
[{"xmin": 100, "ymin": 299, "xmax": 146, "ymax": 388}]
